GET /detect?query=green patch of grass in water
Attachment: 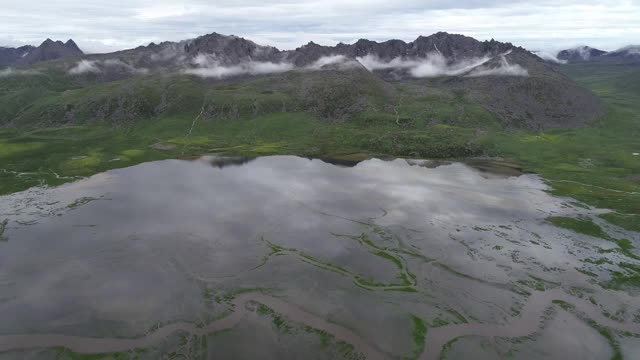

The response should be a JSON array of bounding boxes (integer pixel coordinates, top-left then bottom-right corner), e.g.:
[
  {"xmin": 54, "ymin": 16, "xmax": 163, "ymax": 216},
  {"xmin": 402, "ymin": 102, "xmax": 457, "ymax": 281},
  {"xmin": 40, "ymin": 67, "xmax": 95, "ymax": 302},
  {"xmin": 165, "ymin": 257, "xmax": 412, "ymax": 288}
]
[
  {"xmin": 586, "ymin": 320, "xmax": 623, "ymax": 360},
  {"xmin": 215, "ymin": 287, "xmax": 272, "ymax": 304},
  {"xmin": 547, "ymin": 216, "xmax": 610, "ymax": 239},
  {"xmin": 584, "ymin": 258, "xmax": 614, "ymax": 265},
  {"xmin": 403, "ymin": 315, "xmax": 428, "ymax": 360},
  {"xmin": 439, "ymin": 337, "xmax": 461, "ymax": 360},
  {"xmin": 603, "ymin": 262, "xmax": 640, "ymax": 290},
  {"xmin": 383, "ymin": 287, "xmax": 418, "ymax": 293},
  {"xmin": 600, "ymin": 213, "xmax": 640, "ymax": 233},
  {"xmin": 0, "ymin": 219, "xmax": 7, "ymax": 242},
  {"xmin": 547, "ymin": 216, "xmax": 639, "ymax": 261},
  {"xmin": 373, "ymin": 251, "xmax": 403, "ymax": 270},
  {"xmin": 67, "ymin": 196, "xmax": 101, "ymax": 209},
  {"xmin": 552, "ymin": 299, "xmax": 575, "ymax": 311},
  {"xmin": 256, "ymin": 303, "xmax": 293, "ymax": 334}
]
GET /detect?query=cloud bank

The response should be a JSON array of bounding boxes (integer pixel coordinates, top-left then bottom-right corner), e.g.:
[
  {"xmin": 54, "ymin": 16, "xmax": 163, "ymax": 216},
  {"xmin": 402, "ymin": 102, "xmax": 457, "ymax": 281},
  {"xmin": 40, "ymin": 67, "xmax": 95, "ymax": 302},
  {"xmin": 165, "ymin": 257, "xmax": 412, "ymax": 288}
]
[
  {"xmin": 67, "ymin": 51, "xmax": 530, "ymax": 80},
  {"xmin": 0, "ymin": 67, "xmax": 40, "ymax": 77},
  {"xmin": 357, "ymin": 51, "xmax": 528, "ymax": 78},
  {"xmin": 69, "ymin": 60, "xmax": 101, "ymax": 74},
  {"xmin": 305, "ymin": 55, "xmax": 360, "ymax": 70},
  {"xmin": 182, "ymin": 53, "xmax": 293, "ymax": 78}
]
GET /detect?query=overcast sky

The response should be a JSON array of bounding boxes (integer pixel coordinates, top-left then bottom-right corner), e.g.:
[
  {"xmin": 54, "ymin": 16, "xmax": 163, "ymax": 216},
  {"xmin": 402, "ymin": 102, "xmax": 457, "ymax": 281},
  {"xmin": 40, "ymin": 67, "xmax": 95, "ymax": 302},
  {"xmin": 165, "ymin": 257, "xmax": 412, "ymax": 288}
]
[{"xmin": 0, "ymin": 0, "xmax": 638, "ymax": 54}]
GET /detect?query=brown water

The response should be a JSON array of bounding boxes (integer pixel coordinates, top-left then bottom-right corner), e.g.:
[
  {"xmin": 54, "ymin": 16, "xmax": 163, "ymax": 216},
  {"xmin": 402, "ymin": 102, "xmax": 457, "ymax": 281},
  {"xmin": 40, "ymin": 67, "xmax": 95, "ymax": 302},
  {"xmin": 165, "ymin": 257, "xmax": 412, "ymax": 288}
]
[{"xmin": 0, "ymin": 156, "xmax": 638, "ymax": 359}]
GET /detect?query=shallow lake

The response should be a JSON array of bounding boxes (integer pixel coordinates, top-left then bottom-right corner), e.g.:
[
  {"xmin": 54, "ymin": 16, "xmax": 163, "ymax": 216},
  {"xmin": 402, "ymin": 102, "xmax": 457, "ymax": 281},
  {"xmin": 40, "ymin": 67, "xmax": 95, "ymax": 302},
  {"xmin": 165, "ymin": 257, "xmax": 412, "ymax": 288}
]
[{"xmin": 0, "ymin": 156, "xmax": 638, "ymax": 359}]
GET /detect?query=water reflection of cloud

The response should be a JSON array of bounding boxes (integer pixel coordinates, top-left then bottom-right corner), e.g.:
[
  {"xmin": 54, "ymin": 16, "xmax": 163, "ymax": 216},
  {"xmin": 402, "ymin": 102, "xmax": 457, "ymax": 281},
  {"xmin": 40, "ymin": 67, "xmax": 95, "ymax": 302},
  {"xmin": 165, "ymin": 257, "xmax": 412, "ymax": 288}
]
[{"xmin": 0, "ymin": 155, "xmax": 602, "ymax": 337}]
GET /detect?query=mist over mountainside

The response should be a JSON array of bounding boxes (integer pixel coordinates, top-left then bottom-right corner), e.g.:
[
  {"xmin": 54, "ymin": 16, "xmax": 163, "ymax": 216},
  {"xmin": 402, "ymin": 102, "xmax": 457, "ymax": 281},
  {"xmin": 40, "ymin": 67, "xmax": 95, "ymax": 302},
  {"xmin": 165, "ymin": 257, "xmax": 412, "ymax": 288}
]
[
  {"xmin": 0, "ymin": 31, "xmax": 605, "ymax": 130},
  {"xmin": 76, "ymin": 32, "xmax": 533, "ymax": 78}
]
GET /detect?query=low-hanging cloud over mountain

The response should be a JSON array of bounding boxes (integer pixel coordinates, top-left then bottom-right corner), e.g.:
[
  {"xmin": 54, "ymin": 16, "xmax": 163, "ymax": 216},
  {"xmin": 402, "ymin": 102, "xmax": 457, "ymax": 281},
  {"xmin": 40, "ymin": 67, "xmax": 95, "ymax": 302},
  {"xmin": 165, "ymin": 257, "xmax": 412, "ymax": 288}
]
[
  {"xmin": 532, "ymin": 51, "xmax": 568, "ymax": 64},
  {"xmin": 181, "ymin": 54, "xmax": 366, "ymax": 78},
  {"xmin": 181, "ymin": 53, "xmax": 294, "ymax": 78},
  {"xmin": 356, "ymin": 50, "xmax": 528, "ymax": 78},
  {"xmin": 305, "ymin": 55, "xmax": 360, "ymax": 71}
]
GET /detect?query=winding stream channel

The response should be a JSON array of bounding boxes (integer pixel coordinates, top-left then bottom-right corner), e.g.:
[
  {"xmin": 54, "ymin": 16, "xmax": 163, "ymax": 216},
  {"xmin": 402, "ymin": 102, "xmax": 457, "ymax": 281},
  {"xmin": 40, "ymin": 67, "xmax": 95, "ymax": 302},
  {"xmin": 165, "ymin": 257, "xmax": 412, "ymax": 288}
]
[{"xmin": 0, "ymin": 289, "xmax": 638, "ymax": 359}]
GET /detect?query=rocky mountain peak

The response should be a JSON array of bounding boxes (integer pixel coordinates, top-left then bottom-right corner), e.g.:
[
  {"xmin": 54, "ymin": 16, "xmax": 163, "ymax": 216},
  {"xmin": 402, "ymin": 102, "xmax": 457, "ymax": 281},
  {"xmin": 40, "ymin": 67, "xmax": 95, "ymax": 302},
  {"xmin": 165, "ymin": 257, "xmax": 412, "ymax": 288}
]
[
  {"xmin": 65, "ymin": 39, "xmax": 81, "ymax": 53},
  {"xmin": 20, "ymin": 38, "xmax": 84, "ymax": 65}
]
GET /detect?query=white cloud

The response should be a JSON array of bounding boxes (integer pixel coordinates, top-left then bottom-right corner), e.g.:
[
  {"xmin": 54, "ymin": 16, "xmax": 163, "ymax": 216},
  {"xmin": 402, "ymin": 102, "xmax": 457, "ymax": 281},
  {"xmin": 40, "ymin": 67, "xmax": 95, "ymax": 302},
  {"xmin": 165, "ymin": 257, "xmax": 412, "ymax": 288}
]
[
  {"xmin": 532, "ymin": 50, "xmax": 568, "ymax": 64},
  {"xmin": 183, "ymin": 53, "xmax": 294, "ymax": 78},
  {"xmin": 306, "ymin": 55, "xmax": 360, "ymax": 70},
  {"xmin": 465, "ymin": 50, "xmax": 528, "ymax": 77},
  {"xmin": 356, "ymin": 51, "xmax": 527, "ymax": 78},
  {"xmin": 69, "ymin": 60, "xmax": 101, "ymax": 74}
]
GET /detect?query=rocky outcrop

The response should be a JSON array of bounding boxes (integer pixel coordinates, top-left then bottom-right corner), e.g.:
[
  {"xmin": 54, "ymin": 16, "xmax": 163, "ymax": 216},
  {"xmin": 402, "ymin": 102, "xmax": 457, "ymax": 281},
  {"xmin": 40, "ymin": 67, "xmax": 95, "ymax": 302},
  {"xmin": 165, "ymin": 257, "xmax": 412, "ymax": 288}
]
[{"xmin": 0, "ymin": 45, "xmax": 35, "ymax": 67}]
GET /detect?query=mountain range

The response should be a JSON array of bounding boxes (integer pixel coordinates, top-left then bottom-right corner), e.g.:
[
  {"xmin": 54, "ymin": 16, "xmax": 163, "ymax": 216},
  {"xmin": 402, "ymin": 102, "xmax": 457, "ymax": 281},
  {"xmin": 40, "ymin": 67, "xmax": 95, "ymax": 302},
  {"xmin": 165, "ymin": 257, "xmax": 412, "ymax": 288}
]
[{"xmin": 0, "ymin": 32, "xmax": 608, "ymax": 130}]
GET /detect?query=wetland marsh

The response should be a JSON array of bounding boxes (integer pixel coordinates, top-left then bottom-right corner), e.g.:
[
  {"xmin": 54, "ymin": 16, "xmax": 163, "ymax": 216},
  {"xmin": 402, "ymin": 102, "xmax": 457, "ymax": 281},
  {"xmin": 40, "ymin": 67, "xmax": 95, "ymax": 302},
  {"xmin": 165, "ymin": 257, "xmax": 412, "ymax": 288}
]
[{"xmin": 0, "ymin": 155, "xmax": 638, "ymax": 359}]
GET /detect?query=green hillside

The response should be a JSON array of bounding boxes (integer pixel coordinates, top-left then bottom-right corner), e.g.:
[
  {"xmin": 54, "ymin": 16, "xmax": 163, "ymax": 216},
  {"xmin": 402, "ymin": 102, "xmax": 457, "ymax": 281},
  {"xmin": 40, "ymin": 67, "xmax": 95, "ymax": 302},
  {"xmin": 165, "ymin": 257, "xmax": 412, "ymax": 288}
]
[{"xmin": 0, "ymin": 64, "xmax": 638, "ymax": 231}]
